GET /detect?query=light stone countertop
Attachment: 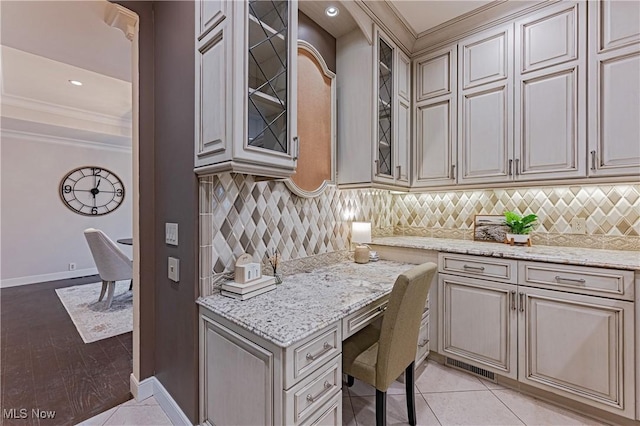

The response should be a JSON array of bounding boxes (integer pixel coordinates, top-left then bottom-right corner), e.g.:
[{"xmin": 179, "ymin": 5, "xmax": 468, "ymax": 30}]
[
  {"xmin": 370, "ymin": 236, "xmax": 640, "ymax": 271},
  {"xmin": 197, "ymin": 260, "xmax": 413, "ymax": 348}
]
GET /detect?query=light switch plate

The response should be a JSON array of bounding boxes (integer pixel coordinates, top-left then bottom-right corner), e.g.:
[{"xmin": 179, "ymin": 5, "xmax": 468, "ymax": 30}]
[
  {"xmin": 166, "ymin": 223, "xmax": 178, "ymax": 246},
  {"xmin": 168, "ymin": 257, "xmax": 180, "ymax": 282}
]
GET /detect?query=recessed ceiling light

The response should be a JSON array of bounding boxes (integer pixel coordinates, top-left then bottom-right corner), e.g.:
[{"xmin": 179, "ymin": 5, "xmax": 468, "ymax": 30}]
[
  {"xmin": 69, "ymin": 80, "xmax": 83, "ymax": 86},
  {"xmin": 325, "ymin": 6, "xmax": 339, "ymax": 17}
]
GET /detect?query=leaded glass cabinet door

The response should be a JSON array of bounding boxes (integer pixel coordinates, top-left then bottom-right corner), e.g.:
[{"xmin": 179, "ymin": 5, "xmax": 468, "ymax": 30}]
[
  {"xmin": 247, "ymin": 0, "xmax": 297, "ymax": 160},
  {"xmin": 377, "ymin": 36, "xmax": 394, "ymax": 179}
]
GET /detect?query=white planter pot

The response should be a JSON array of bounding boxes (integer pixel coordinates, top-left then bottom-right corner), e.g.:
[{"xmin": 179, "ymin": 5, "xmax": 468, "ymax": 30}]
[{"xmin": 506, "ymin": 233, "xmax": 530, "ymax": 244}]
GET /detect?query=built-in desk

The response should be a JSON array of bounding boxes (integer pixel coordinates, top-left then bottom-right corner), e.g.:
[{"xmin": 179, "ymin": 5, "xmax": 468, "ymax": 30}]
[{"xmin": 197, "ymin": 260, "xmax": 427, "ymax": 426}]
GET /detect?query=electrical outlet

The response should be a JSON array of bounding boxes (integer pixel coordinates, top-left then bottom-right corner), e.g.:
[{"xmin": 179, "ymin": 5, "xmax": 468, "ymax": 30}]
[
  {"xmin": 570, "ymin": 218, "xmax": 586, "ymax": 234},
  {"xmin": 69, "ymin": 263, "xmax": 76, "ymax": 271},
  {"xmin": 168, "ymin": 257, "xmax": 180, "ymax": 282}
]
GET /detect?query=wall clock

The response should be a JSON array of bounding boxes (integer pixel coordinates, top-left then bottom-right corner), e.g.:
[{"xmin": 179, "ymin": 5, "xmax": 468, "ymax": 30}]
[{"xmin": 59, "ymin": 166, "xmax": 125, "ymax": 216}]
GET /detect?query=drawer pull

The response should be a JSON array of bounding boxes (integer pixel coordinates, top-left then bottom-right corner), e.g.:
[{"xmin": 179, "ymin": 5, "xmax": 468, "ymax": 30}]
[
  {"xmin": 519, "ymin": 292, "xmax": 525, "ymax": 313},
  {"xmin": 463, "ymin": 264, "xmax": 485, "ymax": 272},
  {"xmin": 555, "ymin": 276, "xmax": 586, "ymax": 285},
  {"xmin": 377, "ymin": 305, "xmax": 387, "ymax": 313},
  {"xmin": 510, "ymin": 290, "xmax": 517, "ymax": 311},
  {"xmin": 418, "ymin": 339, "xmax": 429, "ymax": 348},
  {"xmin": 306, "ymin": 342, "xmax": 332, "ymax": 361},
  {"xmin": 306, "ymin": 381, "xmax": 332, "ymax": 403}
]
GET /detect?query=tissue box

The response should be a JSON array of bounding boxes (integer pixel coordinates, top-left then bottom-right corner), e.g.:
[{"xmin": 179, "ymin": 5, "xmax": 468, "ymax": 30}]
[{"xmin": 235, "ymin": 262, "xmax": 262, "ymax": 284}]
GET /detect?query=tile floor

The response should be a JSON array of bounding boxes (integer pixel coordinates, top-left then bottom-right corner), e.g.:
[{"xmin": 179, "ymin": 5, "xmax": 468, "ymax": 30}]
[{"xmin": 80, "ymin": 361, "xmax": 608, "ymax": 426}]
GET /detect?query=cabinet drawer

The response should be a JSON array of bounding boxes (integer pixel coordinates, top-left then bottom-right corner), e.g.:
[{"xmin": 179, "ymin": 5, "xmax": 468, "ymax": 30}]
[
  {"xmin": 342, "ymin": 295, "xmax": 390, "ymax": 339},
  {"xmin": 285, "ymin": 324, "xmax": 341, "ymax": 389},
  {"xmin": 439, "ymin": 253, "xmax": 518, "ymax": 283},
  {"xmin": 519, "ymin": 261, "xmax": 634, "ymax": 300},
  {"xmin": 416, "ymin": 313, "xmax": 430, "ymax": 363},
  {"xmin": 284, "ymin": 355, "xmax": 342, "ymax": 425},
  {"xmin": 300, "ymin": 392, "xmax": 342, "ymax": 426}
]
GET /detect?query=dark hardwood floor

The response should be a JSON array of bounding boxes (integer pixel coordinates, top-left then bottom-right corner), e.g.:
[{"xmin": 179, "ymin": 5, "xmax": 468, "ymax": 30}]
[{"xmin": 1, "ymin": 276, "xmax": 132, "ymax": 426}]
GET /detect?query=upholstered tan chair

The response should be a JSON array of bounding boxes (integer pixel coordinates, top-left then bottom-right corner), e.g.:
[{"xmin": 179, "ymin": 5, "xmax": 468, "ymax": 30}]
[
  {"xmin": 84, "ymin": 228, "xmax": 133, "ymax": 309},
  {"xmin": 343, "ymin": 262, "xmax": 437, "ymax": 426}
]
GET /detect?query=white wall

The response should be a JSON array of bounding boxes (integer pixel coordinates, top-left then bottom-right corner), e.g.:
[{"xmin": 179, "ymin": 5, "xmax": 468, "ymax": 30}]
[{"xmin": 0, "ymin": 131, "xmax": 133, "ymax": 286}]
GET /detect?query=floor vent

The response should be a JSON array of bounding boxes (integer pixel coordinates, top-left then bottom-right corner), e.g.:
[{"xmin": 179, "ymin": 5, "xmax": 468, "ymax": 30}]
[{"xmin": 445, "ymin": 357, "xmax": 496, "ymax": 381}]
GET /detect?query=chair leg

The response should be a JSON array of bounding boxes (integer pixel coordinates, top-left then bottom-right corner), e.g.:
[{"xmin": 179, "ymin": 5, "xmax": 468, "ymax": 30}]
[
  {"xmin": 376, "ymin": 389, "xmax": 387, "ymax": 426},
  {"xmin": 98, "ymin": 280, "xmax": 107, "ymax": 302},
  {"xmin": 105, "ymin": 281, "xmax": 115, "ymax": 309},
  {"xmin": 346, "ymin": 375, "xmax": 354, "ymax": 387},
  {"xmin": 129, "ymin": 279, "xmax": 133, "ymax": 291},
  {"xmin": 405, "ymin": 362, "xmax": 416, "ymax": 426}
]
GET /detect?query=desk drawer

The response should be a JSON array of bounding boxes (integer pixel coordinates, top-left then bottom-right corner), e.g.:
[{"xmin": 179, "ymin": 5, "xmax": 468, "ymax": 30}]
[
  {"xmin": 342, "ymin": 295, "xmax": 390, "ymax": 340},
  {"xmin": 416, "ymin": 313, "xmax": 430, "ymax": 363},
  {"xmin": 285, "ymin": 324, "xmax": 341, "ymax": 389},
  {"xmin": 439, "ymin": 253, "xmax": 517, "ymax": 284},
  {"xmin": 300, "ymin": 392, "xmax": 341, "ymax": 426},
  {"xmin": 519, "ymin": 261, "xmax": 634, "ymax": 300},
  {"xmin": 284, "ymin": 355, "xmax": 341, "ymax": 425}
]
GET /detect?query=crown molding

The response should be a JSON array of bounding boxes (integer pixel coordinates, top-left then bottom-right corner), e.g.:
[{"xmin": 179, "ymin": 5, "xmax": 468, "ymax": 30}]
[
  {"xmin": 413, "ymin": 0, "xmax": 554, "ymax": 56},
  {"xmin": 1, "ymin": 128, "xmax": 132, "ymax": 153},
  {"xmin": 105, "ymin": 3, "xmax": 139, "ymax": 42},
  {"xmin": 1, "ymin": 93, "xmax": 132, "ymax": 131},
  {"xmin": 383, "ymin": 0, "xmax": 418, "ymax": 39},
  {"xmin": 357, "ymin": 0, "xmax": 415, "ymax": 54}
]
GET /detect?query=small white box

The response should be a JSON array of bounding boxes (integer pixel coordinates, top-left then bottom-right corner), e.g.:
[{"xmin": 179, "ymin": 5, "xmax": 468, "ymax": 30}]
[
  {"xmin": 235, "ymin": 262, "xmax": 261, "ymax": 284},
  {"xmin": 168, "ymin": 257, "xmax": 180, "ymax": 282}
]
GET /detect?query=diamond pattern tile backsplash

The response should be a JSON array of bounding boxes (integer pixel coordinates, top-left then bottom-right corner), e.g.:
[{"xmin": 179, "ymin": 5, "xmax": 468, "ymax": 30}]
[
  {"xmin": 200, "ymin": 176, "xmax": 640, "ymax": 295},
  {"xmin": 199, "ymin": 173, "xmax": 391, "ymax": 294},
  {"xmin": 392, "ymin": 184, "xmax": 640, "ymax": 250}
]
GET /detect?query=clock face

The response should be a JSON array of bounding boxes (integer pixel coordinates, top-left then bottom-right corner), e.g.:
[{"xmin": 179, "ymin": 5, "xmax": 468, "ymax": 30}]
[{"xmin": 60, "ymin": 166, "xmax": 125, "ymax": 216}]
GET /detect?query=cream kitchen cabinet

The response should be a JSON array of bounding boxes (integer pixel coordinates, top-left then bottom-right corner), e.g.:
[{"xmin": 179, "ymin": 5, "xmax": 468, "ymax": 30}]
[
  {"xmin": 587, "ymin": 0, "xmax": 640, "ymax": 177},
  {"xmin": 513, "ymin": 1, "xmax": 587, "ymax": 180},
  {"xmin": 200, "ymin": 309, "xmax": 342, "ymax": 426},
  {"xmin": 195, "ymin": 0, "xmax": 298, "ymax": 178},
  {"xmin": 457, "ymin": 24, "xmax": 514, "ymax": 185},
  {"xmin": 518, "ymin": 286, "xmax": 635, "ymax": 419},
  {"xmin": 438, "ymin": 253, "xmax": 519, "ymax": 379},
  {"xmin": 413, "ymin": 45, "xmax": 458, "ymax": 188},
  {"xmin": 437, "ymin": 252, "xmax": 636, "ymax": 420},
  {"xmin": 337, "ymin": 26, "xmax": 410, "ymax": 190}
]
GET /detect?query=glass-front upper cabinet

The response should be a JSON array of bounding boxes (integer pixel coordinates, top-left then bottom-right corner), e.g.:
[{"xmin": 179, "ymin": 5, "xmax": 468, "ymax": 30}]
[
  {"xmin": 247, "ymin": 0, "xmax": 289, "ymax": 154},
  {"xmin": 195, "ymin": 0, "xmax": 298, "ymax": 178},
  {"xmin": 377, "ymin": 37, "xmax": 393, "ymax": 178}
]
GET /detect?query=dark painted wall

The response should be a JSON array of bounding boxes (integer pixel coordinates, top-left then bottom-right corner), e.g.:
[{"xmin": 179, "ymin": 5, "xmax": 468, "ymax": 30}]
[
  {"xmin": 298, "ymin": 11, "xmax": 337, "ymax": 73},
  {"xmin": 152, "ymin": 1, "xmax": 199, "ymax": 423},
  {"xmin": 113, "ymin": 1, "xmax": 199, "ymax": 423}
]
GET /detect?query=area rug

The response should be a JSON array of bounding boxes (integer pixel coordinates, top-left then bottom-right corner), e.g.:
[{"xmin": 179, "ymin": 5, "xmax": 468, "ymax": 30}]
[{"xmin": 55, "ymin": 280, "xmax": 133, "ymax": 343}]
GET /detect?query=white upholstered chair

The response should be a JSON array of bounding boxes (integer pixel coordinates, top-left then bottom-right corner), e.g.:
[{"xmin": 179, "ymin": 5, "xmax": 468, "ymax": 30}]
[{"xmin": 83, "ymin": 228, "xmax": 133, "ymax": 309}]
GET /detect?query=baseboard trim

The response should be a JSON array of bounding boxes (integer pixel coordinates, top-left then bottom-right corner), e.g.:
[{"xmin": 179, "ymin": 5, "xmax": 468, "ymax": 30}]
[
  {"xmin": 129, "ymin": 374, "xmax": 191, "ymax": 425},
  {"xmin": 130, "ymin": 374, "xmax": 154, "ymax": 401},
  {"xmin": 0, "ymin": 268, "xmax": 98, "ymax": 288}
]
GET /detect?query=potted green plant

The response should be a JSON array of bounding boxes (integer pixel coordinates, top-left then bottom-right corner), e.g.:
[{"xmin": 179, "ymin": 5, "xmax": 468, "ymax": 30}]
[{"xmin": 504, "ymin": 211, "xmax": 538, "ymax": 245}]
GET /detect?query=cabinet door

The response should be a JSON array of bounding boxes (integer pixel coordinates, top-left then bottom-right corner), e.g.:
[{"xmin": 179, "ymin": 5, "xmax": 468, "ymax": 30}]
[
  {"xmin": 514, "ymin": 1, "xmax": 586, "ymax": 180},
  {"xmin": 413, "ymin": 46, "xmax": 457, "ymax": 188},
  {"xmin": 395, "ymin": 97, "xmax": 410, "ymax": 186},
  {"xmin": 458, "ymin": 25, "xmax": 513, "ymax": 185},
  {"xmin": 588, "ymin": 1, "xmax": 640, "ymax": 177},
  {"xmin": 518, "ymin": 287, "xmax": 635, "ymax": 419},
  {"xmin": 195, "ymin": 22, "xmax": 232, "ymax": 168},
  {"xmin": 201, "ymin": 316, "xmax": 274, "ymax": 426},
  {"xmin": 374, "ymin": 31, "xmax": 396, "ymax": 185},
  {"xmin": 197, "ymin": 0, "xmax": 227, "ymax": 40},
  {"xmin": 438, "ymin": 274, "xmax": 517, "ymax": 379},
  {"xmin": 458, "ymin": 84, "xmax": 513, "ymax": 184}
]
